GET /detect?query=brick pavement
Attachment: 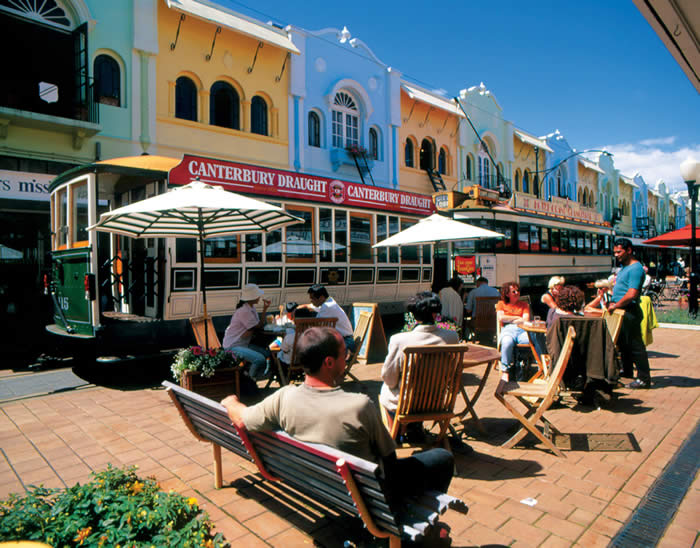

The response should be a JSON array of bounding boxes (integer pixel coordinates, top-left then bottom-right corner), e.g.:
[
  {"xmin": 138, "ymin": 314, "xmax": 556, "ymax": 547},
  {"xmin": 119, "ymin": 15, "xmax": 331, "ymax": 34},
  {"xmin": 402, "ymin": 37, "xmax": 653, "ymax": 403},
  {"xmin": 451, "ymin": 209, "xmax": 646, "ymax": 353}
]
[{"xmin": 1, "ymin": 327, "xmax": 698, "ymax": 547}]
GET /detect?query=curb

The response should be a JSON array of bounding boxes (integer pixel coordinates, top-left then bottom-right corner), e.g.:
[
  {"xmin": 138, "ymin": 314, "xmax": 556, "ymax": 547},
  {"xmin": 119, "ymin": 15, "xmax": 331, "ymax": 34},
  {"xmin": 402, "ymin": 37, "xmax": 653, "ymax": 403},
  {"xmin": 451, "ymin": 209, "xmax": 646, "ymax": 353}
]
[{"xmin": 657, "ymin": 323, "xmax": 700, "ymax": 331}]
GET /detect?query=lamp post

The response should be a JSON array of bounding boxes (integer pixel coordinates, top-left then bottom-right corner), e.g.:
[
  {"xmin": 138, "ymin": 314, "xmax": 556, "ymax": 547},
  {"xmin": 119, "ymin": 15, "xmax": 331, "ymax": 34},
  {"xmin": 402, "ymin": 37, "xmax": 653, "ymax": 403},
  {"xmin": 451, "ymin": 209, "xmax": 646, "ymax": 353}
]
[{"xmin": 680, "ymin": 158, "xmax": 700, "ymax": 316}]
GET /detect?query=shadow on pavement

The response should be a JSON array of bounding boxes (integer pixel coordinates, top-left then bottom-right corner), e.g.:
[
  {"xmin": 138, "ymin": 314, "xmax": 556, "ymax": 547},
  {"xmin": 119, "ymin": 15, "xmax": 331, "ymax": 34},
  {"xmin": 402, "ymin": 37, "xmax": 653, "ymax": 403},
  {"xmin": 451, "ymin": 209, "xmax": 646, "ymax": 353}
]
[
  {"xmin": 650, "ymin": 375, "xmax": 700, "ymax": 388},
  {"xmin": 73, "ymin": 357, "xmax": 173, "ymax": 391},
  {"xmin": 647, "ymin": 350, "xmax": 680, "ymax": 359}
]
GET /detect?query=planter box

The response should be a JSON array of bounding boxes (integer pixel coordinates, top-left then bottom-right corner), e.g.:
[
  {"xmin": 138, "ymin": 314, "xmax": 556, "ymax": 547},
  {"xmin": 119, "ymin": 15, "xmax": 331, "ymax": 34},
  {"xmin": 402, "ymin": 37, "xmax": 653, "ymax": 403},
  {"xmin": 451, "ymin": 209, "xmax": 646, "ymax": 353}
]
[{"xmin": 180, "ymin": 367, "xmax": 242, "ymax": 400}]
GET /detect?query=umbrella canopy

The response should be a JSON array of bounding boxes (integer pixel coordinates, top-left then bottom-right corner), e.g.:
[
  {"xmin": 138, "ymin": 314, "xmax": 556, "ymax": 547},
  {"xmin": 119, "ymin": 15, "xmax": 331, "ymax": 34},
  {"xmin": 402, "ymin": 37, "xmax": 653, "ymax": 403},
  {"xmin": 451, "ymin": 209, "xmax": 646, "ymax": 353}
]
[
  {"xmin": 643, "ymin": 225, "xmax": 700, "ymax": 247},
  {"xmin": 88, "ymin": 181, "xmax": 302, "ymax": 238},
  {"xmin": 88, "ymin": 181, "xmax": 303, "ymax": 347},
  {"xmin": 373, "ymin": 213, "xmax": 504, "ymax": 247}
]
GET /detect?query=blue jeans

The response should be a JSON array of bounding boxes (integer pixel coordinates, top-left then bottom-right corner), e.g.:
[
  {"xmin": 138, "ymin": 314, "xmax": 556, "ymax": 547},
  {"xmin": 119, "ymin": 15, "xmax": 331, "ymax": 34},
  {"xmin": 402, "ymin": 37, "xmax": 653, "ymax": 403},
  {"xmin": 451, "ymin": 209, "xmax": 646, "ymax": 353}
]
[
  {"xmin": 498, "ymin": 324, "xmax": 545, "ymax": 370},
  {"xmin": 228, "ymin": 344, "xmax": 270, "ymax": 380}
]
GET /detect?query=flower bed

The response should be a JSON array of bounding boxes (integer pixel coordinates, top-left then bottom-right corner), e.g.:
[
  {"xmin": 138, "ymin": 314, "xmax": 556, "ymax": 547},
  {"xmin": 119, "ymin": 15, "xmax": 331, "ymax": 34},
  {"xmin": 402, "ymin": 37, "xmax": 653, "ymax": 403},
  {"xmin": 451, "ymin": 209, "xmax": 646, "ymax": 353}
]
[
  {"xmin": 0, "ymin": 465, "xmax": 228, "ymax": 547},
  {"xmin": 171, "ymin": 346, "xmax": 242, "ymax": 383}
]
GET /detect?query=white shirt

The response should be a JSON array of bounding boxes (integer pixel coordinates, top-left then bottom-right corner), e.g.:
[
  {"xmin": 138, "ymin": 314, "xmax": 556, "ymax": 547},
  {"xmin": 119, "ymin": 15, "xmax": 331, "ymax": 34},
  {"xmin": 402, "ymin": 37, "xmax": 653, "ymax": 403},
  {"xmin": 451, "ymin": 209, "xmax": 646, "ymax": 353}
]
[
  {"xmin": 278, "ymin": 327, "xmax": 296, "ymax": 364},
  {"xmin": 465, "ymin": 284, "xmax": 500, "ymax": 314},
  {"xmin": 439, "ymin": 286, "xmax": 464, "ymax": 324},
  {"xmin": 223, "ymin": 304, "xmax": 259, "ymax": 348},
  {"xmin": 315, "ymin": 297, "xmax": 353, "ymax": 337}
]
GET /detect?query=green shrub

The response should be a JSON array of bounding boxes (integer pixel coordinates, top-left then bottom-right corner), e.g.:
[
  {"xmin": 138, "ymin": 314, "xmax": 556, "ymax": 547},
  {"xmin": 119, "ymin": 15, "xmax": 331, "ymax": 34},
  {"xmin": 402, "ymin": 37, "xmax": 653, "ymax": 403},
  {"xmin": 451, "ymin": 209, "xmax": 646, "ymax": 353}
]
[
  {"xmin": 0, "ymin": 465, "xmax": 228, "ymax": 547},
  {"xmin": 656, "ymin": 308, "xmax": 700, "ymax": 325}
]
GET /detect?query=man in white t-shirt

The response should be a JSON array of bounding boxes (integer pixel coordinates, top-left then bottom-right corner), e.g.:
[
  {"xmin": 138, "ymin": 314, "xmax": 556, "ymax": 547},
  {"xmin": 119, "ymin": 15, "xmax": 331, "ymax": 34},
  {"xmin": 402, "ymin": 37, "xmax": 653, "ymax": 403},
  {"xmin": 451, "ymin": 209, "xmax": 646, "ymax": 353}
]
[
  {"xmin": 307, "ymin": 284, "xmax": 356, "ymax": 353},
  {"xmin": 438, "ymin": 276, "xmax": 464, "ymax": 325}
]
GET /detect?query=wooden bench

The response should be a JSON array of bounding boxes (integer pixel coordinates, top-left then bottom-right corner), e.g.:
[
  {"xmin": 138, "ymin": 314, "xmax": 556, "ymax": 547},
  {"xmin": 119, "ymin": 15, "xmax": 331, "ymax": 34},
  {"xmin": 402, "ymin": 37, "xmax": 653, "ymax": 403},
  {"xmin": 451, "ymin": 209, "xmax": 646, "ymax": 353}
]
[{"xmin": 163, "ymin": 381, "xmax": 468, "ymax": 546}]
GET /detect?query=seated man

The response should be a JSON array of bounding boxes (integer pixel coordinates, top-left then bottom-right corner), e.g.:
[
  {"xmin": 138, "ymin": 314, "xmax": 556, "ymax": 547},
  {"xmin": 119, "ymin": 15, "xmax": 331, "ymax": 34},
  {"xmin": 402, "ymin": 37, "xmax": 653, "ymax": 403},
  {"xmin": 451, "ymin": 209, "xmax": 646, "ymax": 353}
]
[
  {"xmin": 222, "ymin": 327, "xmax": 454, "ymax": 504},
  {"xmin": 464, "ymin": 276, "xmax": 500, "ymax": 316},
  {"xmin": 438, "ymin": 276, "xmax": 464, "ymax": 325},
  {"xmin": 306, "ymin": 284, "xmax": 356, "ymax": 353}
]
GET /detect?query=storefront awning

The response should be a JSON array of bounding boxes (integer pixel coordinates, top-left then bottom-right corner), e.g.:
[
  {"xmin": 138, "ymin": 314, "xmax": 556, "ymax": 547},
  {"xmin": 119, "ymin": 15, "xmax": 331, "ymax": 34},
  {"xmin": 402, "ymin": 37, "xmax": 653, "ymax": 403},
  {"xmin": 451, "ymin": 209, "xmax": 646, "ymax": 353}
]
[
  {"xmin": 165, "ymin": 0, "xmax": 300, "ymax": 54},
  {"xmin": 401, "ymin": 84, "xmax": 463, "ymax": 117}
]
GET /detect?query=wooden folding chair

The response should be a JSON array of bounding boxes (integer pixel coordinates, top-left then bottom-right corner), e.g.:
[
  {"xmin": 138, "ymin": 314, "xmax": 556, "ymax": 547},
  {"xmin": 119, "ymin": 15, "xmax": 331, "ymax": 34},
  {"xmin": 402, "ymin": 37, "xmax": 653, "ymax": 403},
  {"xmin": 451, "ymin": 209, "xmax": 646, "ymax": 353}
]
[
  {"xmin": 190, "ymin": 315, "xmax": 221, "ymax": 350},
  {"xmin": 379, "ymin": 344, "xmax": 469, "ymax": 450},
  {"xmin": 270, "ymin": 317, "xmax": 338, "ymax": 386},
  {"xmin": 602, "ymin": 308, "xmax": 625, "ymax": 346},
  {"xmin": 494, "ymin": 325, "xmax": 575, "ymax": 457},
  {"xmin": 344, "ymin": 310, "xmax": 372, "ymax": 383},
  {"xmin": 467, "ymin": 296, "xmax": 499, "ymax": 345}
]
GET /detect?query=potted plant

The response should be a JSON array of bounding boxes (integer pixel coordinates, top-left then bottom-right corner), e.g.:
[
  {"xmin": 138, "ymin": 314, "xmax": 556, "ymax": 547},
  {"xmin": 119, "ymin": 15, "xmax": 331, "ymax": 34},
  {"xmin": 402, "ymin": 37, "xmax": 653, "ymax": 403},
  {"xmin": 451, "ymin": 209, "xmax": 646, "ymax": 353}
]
[
  {"xmin": 171, "ymin": 346, "xmax": 243, "ymax": 394},
  {"xmin": 345, "ymin": 144, "xmax": 368, "ymax": 157}
]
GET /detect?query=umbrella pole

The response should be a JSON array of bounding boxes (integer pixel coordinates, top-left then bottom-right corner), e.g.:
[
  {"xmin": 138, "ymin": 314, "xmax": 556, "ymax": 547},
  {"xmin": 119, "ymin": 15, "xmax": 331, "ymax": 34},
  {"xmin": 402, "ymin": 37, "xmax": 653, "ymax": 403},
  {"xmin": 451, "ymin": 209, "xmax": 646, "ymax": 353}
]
[{"xmin": 199, "ymin": 231, "xmax": 209, "ymax": 349}]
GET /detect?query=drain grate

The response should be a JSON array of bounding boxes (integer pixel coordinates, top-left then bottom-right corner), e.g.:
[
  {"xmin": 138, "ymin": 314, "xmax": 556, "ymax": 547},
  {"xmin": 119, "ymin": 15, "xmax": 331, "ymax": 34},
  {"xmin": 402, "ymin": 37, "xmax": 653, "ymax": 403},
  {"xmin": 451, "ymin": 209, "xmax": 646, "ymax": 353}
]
[{"xmin": 609, "ymin": 419, "xmax": 700, "ymax": 547}]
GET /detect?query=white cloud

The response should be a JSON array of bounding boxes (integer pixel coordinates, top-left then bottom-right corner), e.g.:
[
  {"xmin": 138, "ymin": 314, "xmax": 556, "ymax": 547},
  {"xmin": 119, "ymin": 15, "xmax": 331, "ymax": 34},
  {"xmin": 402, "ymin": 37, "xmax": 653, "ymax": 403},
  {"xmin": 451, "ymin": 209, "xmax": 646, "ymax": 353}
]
[{"xmin": 594, "ymin": 138, "xmax": 700, "ymax": 193}]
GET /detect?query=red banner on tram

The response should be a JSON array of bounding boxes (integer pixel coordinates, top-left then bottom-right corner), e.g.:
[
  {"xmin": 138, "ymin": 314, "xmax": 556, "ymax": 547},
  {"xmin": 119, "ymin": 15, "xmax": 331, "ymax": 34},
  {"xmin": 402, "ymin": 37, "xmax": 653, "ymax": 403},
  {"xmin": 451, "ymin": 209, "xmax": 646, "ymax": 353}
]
[{"xmin": 169, "ymin": 154, "xmax": 435, "ymax": 216}]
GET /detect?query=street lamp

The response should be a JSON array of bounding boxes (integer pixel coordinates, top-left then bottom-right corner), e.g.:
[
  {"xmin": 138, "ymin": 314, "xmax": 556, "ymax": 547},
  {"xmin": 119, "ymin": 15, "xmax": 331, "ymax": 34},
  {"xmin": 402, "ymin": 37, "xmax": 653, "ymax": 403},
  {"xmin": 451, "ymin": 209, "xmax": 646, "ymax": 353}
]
[{"xmin": 680, "ymin": 158, "xmax": 700, "ymax": 316}]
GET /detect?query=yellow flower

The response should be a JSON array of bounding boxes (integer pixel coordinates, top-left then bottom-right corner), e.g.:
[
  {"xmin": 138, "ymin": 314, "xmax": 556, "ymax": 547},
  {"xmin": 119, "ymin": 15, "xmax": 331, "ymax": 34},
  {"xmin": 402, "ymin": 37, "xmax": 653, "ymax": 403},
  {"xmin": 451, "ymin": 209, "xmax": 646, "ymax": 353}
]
[
  {"xmin": 74, "ymin": 526, "xmax": 92, "ymax": 545},
  {"xmin": 187, "ymin": 496, "xmax": 198, "ymax": 506},
  {"xmin": 204, "ymin": 540, "xmax": 214, "ymax": 548},
  {"xmin": 130, "ymin": 481, "xmax": 144, "ymax": 495}
]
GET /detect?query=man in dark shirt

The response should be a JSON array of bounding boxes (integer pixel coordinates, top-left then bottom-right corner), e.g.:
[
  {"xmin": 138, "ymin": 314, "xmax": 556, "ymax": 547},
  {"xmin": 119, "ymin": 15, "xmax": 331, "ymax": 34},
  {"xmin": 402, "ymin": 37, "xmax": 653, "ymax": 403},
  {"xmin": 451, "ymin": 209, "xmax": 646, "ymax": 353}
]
[{"xmin": 608, "ymin": 238, "xmax": 651, "ymax": 388}]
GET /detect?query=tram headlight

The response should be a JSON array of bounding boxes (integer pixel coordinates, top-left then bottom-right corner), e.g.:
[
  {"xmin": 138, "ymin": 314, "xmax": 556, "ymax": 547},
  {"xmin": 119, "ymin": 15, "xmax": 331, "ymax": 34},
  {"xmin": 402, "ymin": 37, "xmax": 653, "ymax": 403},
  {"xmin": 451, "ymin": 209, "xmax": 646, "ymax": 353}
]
[{"xmin": 43, "ymin": 274, "xmax": 49, "ymax": 295}]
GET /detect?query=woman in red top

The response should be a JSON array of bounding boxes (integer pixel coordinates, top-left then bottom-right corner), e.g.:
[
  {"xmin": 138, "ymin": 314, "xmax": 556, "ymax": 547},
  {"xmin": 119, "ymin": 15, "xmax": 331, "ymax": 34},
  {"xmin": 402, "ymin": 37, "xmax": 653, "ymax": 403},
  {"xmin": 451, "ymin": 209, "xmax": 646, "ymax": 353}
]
[{"xmin": 496, "ymin": 281, "xmax": 534, "ymax": 380}]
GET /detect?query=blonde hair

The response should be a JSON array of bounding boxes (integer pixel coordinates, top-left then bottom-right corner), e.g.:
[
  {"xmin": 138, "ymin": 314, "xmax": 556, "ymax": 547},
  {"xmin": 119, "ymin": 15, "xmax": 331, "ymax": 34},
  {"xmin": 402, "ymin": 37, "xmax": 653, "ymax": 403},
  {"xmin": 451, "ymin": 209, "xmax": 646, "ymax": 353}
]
[{"xmin": 548, "ymin": 276, "xmax": 565, "ymax": 289}]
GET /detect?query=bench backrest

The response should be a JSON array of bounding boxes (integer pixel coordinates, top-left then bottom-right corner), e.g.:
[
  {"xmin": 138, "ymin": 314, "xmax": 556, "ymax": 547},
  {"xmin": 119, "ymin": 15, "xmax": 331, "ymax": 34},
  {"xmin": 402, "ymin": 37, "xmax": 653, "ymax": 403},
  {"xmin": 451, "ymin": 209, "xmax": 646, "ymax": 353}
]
[{"xmin": 162, "ymin": 380, "xmax": 401, "ymax": 536}]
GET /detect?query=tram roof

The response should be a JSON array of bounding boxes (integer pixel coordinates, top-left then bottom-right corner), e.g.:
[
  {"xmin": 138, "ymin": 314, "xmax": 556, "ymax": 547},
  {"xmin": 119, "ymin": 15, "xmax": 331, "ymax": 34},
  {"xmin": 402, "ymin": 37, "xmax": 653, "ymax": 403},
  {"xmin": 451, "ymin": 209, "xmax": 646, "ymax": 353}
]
[
  {"xmin": 49, "ymin": 156, "xmax": 182, "ymax": 192},
  {"xmin": 452, "ymin": 203, "xmax": 613, "ymax": 231}
]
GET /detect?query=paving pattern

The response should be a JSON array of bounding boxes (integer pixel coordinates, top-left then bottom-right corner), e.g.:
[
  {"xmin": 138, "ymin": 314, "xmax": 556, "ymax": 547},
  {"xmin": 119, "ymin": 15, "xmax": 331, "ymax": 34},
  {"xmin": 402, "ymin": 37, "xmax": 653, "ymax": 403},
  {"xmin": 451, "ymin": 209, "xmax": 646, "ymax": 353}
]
[{"xmin": 0, "ymin": 327, "xmax": 698, "ymax": 547}]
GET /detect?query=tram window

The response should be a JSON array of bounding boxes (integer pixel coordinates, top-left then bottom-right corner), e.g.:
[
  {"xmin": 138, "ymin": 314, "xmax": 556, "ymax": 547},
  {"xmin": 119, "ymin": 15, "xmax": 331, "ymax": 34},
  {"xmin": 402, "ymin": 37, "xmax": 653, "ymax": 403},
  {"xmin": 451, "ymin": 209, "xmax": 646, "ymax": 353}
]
[
  {"xmin": 245, "ymin": 234, "xmax": 263, "ymax": 262},
  {"xmin": 476, "ymin": 220, "xmax": 495, "ymax": 253},
  {"xmin": 57, "ymin": 187, "xmax": 68, "ymax": 249},
  {"xmin": 585, "ymin": 233, "xmax": 592, "ymax": 254},
  {"xmin": 401, "ymin": 219, "xmax": 418, "ymax": 262},
  {"xmin": 204, "ymin": 269, "xmax": 240, "ymax": 289},
  {"xmin": 335, "ymin": 211, "xmax": 348, "ymax": 262},
  {"xmin": 560, "ymin": 230, "xmax": 569, "ymax": 253},
  {"xmin": 350, "ymin": 213, "xmax": 373, "ymax": 263},
  {"xmin": 172, "ymin": 268, "xmax": 196, "ymax": 291},
  {"xmin": 401, "ymin": 268, "xmax": 421, "ymax": 282},
  {"xmin": 422, "ymin": 244, "xmax": 431, "ymax": 264},
  {"xmin": 286, "ymin": 268, "xmax": 315, "ymax": 286},
  {"xmin": 376, "ymin": 215, "xmax": 388, "ymax": 263},
  {"xmin": 529, "ymin": 226, "xmax": 540, "ymax": 252},
  {"xmin": 422, "ymin": 267, "xmax": 432, "ymax": 283},
  {"xmin": 176, "ymin": 239, "xmax": 197, "ymax": 263},
  {"xmin": 389, "ymin": 216, "xmax": 399, "ymax": 263},
  {"xmin": 377, "ymin": 268, "xmax": 398, "ymax": 283},
  {"xmin": 321, "ymin": 267, "xmax": 346, "ymax": 285},
  {"xmin": 266, "ymin": 230, "xmax": 282, "ymax": 262},
  {"xmin": 72, "ymin": 182, "xmax": 89, "ymax": 246},
  {"xmin": 541, "ymin": 227, "xmax": 550, "ymax": 252},
  {"xmin": 350, "ymin": 268, "xmax": 374, "ymax": 284},
  {"xmin": 576, "ymin": 232, "xmax": 584, "ymax": 252},
  {"xmin": 551, "ymin": 228, "xmax": 560, "ymax": 253},
  {"xmin": 285, "ymin": 206, "xmax": 314, "ymax": 262},
  {"xmin": 204, "ymin": 236, "xmax": 240, "ymax": 262},
  {"xmin": 246, "ymin": 268, "xmax": 281, "ymax": 287},
  {"xmin": 518, "ymin": 224, "xmax": 529, "ymax": 251},
  {"xmin": 319, "ymin": 209, "xmax": 333, "ymax": 262}
]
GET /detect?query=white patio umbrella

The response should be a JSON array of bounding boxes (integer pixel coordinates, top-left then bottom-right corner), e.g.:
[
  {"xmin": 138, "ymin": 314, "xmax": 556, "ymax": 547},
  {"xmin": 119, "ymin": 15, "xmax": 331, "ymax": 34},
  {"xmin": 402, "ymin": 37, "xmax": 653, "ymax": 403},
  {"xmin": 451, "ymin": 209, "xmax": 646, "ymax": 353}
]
[
  {"xmin": 373, "ymin": 213, "xmax": 504, "ymax": 279},
  {"xmin": 88, "ymin": 181, "xmax": 303, "ymax": 347},
  {"xmin": 373, "ymin": 213, "xmax": 504, "ymax": 247}
]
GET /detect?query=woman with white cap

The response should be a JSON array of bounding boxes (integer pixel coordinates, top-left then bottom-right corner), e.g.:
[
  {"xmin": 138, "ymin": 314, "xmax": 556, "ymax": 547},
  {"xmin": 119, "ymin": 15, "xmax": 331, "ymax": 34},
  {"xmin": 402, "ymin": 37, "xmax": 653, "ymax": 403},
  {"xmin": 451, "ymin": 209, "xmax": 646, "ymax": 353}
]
[{"xmin": 223, "ymin": 283, "xmax": 271, "ymax": 380}]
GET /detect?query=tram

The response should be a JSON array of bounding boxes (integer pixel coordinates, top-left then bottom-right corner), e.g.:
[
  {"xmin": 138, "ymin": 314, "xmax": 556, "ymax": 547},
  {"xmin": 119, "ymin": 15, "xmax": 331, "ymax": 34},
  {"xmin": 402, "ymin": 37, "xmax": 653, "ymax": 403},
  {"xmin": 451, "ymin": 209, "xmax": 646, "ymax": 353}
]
[
  {"xmin": 433, "ymin": 190, "xmax": 615, "ymax": 308},
  {"xmin": 45, "ymin": 154, "xmax": 435, "ymax": 360}
]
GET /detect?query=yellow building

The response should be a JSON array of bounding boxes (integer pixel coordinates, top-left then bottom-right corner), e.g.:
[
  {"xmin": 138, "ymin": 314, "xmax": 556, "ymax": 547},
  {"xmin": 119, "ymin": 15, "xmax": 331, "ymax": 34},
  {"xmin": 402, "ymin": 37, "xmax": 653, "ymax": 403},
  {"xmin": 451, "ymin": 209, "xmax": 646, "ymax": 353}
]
[
  {"xmin": 576, "ymin": 157, "xmax": 601, "ymax": 210},
  {"xmin": 512, "ymin": 130, "xmax": 551, "ymax": 197},
  {"xmin": 398, "ymin": 83, "xmax": 461, "ymax": 195},
  {"xmin": 155, "ymin": 0, "xmax": 299, "ymax": 167},
  {"xmin": 647, "ymin": 191, "xmax": 659, "ymax": 234},
  {"xmin": 618, "ymin": 176, "xmax": 635, "ymax": 235}
]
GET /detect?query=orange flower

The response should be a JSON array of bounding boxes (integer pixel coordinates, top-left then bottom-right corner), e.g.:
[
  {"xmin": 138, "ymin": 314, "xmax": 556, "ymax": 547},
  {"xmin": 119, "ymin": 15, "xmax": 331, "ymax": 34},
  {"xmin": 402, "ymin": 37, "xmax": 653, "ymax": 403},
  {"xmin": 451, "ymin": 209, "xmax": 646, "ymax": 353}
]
[{"xmin": 74, "ymin": 526, "xmax": 92, "ymax": 545}]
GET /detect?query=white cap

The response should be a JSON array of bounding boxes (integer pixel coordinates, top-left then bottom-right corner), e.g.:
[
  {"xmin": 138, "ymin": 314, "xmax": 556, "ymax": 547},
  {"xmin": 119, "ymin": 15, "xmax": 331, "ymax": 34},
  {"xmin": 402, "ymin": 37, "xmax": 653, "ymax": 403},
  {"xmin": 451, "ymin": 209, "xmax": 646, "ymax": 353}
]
[{"xmin": 241, "ymin": 283, "xmax": 264, "ymax": 301}]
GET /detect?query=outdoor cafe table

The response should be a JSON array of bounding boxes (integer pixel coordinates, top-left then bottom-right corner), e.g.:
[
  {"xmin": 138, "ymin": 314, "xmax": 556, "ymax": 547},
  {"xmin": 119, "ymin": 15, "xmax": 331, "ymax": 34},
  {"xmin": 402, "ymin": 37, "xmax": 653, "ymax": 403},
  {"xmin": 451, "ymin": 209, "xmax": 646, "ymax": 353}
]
[
  {"xmin": 547, "ymin": 315, "xmax": 618, "ymax": 394},
  {"xmin": 452, "ymin": 343, "xmax": 501, "ymax": 436}
]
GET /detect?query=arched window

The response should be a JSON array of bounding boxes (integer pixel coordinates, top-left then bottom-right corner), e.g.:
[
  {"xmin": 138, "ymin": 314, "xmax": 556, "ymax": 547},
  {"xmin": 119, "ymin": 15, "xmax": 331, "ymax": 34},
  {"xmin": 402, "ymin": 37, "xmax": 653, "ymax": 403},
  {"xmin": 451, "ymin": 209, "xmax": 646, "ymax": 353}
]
[
  {"xmin": 438, "ymin": 148, "xmax": 447, "ymax": 174},
  {"xmin": 331, "ymin": 91, "xmax": 359, "ymax": 148},
  {"xmin": 369, "ymin": 127, "xmax": 379, "ymax": 160},
  {"xmin": 557, "ymin": 170, "xmax": 564, "ymax": 197},
  {"xmin": 478, "ymin": 143, "xmax": 490, "ymax": 188},
  {"xmin": 308, "ymin": 111, "xmax": 321, "ymax": 147},
  {"xmin": 514, "ymin": 170, "xmax": 520, "ymax": 192},
  {"xmin": 404, "ymin": 138, "xmax": 414, "ymax": 167},
  {"xmin": 209, "ymin": 81, "xmax": 239, "ymax": 129},
  {"xmin": 523, "ymin": 170, "xmax": 530, "ymax": 194},
  {"xmin": 251, "ymin": 95, "xmax": 268, "ymax": 135},
  {"xmin": 94, "ymin": 55, "xmax": 120, "ymax": 106},
  {"xmin": 175, "ymin": 76, "xmax": 197, "ymax": 121},
  {"xmin": 466, "ymin": 155, "xmax": 473, "ymax": 180},
  {"xmin": 420, "ymin": 139, "xmax": 434, "ymax": 171}
]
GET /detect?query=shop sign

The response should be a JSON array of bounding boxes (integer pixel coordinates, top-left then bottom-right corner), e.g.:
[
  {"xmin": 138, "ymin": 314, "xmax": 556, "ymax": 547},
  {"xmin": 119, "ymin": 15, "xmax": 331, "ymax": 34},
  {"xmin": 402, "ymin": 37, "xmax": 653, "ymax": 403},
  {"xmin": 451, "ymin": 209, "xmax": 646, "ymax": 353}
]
[
  {"xmin": 454, "ymin": 255, "xmax": 476, "ymax": 275},
  {"xmin": 0, "ymin": 170, "xmax": 53, "ymax": 202},
  {"xmin": 514, "ymin": 192, "xmax": 603, "ymax": 223},
  {"xmin": 170, "ymin": 155, "xmax": 435, "ymax": 216}
]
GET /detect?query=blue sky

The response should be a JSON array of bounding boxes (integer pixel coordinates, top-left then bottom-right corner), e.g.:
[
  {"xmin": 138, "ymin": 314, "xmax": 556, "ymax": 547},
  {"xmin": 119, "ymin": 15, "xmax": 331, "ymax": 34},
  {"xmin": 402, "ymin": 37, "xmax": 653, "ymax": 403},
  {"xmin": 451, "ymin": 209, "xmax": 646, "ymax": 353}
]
[{"xmin": 220, "ymin": 0, "xmax": 699, "ymax": 192}]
